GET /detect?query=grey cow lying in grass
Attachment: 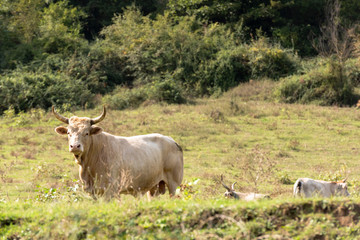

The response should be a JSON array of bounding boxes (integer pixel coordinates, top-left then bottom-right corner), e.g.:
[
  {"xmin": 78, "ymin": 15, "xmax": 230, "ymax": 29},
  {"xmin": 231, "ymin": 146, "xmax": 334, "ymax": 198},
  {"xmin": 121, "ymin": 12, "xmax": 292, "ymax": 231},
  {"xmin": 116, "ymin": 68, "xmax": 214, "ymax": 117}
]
[
  {"xmin": 221, "ymin": 175, "xmax": 270, "ymax": 201},
  {"xmin": 293, "ymin": 178, "xmax": 350, "ymax": 198}
]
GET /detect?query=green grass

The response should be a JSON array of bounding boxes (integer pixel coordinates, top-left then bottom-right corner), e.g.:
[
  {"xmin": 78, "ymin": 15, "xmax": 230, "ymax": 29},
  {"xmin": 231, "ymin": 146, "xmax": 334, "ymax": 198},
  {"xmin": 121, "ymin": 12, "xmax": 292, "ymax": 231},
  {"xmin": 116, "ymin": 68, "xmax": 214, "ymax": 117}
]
[
  {"xmin": 2, "ymin": 80, "xmax": 360, "ymax": 238},
  {"xmin": 1, "ymin": 198, "xmax": 360, "ymax": 239}
]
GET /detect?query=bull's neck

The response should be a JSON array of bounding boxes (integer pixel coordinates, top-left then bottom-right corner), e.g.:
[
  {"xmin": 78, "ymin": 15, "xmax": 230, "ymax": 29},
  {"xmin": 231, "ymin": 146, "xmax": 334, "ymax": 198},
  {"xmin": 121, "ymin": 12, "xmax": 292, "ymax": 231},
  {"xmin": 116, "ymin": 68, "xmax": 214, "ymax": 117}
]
[
  {"xmin": 79, "ymin": 133, "xmax": 106, "ymax": 168},
  {"xmin": 78, "ymin": 133, "xmax": 105, "ymax": 183}
]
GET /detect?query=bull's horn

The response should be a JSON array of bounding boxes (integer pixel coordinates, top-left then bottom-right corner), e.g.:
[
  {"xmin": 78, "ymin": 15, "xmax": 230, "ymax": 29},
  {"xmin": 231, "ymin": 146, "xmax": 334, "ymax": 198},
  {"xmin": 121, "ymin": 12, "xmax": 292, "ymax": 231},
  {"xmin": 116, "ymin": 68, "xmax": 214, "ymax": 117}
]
[
  {"xmin": 52, "ymin": 106, "xmax": 69, "ymax": 124},
  {"xmin": 231, "ymin": 182, "xmax": 237, "ymax": 191},
  {"xmin": 90, "ymin": 106, "xmax": 106, "ymax": 125},
  {"xmin": 220, "ymin": 175, "xmax": 231, "ymax": 191}
]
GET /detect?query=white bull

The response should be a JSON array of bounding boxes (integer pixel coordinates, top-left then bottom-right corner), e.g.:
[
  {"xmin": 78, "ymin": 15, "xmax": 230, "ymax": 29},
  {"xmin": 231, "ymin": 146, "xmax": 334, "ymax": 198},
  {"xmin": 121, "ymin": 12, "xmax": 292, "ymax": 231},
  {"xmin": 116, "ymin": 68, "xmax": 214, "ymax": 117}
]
[
  {"xmin": 53, "ymin": 106, "xmax": 183, "ymax": 198},
  {"xmin": 293, "ymin": 178, "xmax": 350, "ymax": 198}
]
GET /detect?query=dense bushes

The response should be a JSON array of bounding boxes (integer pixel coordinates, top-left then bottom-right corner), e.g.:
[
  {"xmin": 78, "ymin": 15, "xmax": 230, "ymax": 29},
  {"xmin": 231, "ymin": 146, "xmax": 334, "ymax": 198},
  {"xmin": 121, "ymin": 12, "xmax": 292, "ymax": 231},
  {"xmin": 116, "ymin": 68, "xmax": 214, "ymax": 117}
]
[
  {"xmin": 248, "ymin": 38, "xmax": 298, "ymax": 80},
  {"xmin": 103, "ymin": 76, "xmax": 185, "ymax": 110},
  {"xmin": 275, "ymin": 59, "xmax": 356, "ymax": 106},
  {"xmin": 147, "ymin": 76, "xmax": 186, "ymax": 104},
  {"xmin": 196, "ymin": 46, "xmax": 251, "ymax": 95},
  {"xmin": 99, "ymin": 8, "xmax": 298, "ymax": 97},
  {"xmin": 2, "ymin": 3, "xmax": 358, "ymax": 114},
  {"xmin": 100, "ymin": 10, "xmax": 222, "ymax": 95},
  {"xmin": 0, "ymin": 70, "xmax": 93, "ymax": 114},
  {"xmin": 0, "ymin": 7, "xmax": 301, "ymax": 113},
  {"xmin": 102, "ymin": 87, "xmax": 147, "ymax": 110}
]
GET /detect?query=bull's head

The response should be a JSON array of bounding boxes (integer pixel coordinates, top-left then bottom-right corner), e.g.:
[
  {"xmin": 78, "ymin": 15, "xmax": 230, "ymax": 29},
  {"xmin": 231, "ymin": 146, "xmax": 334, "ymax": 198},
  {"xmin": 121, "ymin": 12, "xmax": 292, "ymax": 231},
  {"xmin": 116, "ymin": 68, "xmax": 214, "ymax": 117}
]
[
  {"xmin": 335, "ymin": 179, "xmax": 350, "ymax": 197},
  {"xmin": 53, "ymin": 106, "xmax": 106, "ymax": 163},
  {"xmin": 221, "ymin": 175, "xmax": 239, "ymax": 199}
]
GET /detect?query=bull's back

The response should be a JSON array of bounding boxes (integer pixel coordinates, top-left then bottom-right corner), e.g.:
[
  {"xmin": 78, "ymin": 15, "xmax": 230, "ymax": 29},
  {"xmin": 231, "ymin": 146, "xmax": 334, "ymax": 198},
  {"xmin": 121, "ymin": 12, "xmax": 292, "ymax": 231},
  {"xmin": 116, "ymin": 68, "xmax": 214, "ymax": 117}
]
[{"xmin": 123, "ymin": 133, "xmax": 180, "ymax": 156}]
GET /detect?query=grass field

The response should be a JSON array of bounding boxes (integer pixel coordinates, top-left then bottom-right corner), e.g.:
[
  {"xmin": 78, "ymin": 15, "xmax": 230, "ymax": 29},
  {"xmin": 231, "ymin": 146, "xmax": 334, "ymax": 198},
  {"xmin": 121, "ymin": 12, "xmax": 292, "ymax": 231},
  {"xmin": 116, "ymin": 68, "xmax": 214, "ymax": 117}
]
[{"xmin": 2, "ymin": 80, "xmax": 360, "ymax": 239}]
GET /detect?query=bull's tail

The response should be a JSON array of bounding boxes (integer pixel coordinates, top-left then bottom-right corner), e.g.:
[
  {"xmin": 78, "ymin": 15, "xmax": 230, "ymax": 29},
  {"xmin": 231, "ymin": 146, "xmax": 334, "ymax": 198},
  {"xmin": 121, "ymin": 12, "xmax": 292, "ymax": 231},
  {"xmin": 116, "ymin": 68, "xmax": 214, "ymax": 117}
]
[
  {"xmin": 165, "ymin": 135, "xmax": 183, "ymax": 152},
  {"xmin": 293, "ymin": 179, "xmax": 303, "ymax": 197},
  {"xmin": 174, "ymin": 142, "xmax": 183, "ymax": 152}
]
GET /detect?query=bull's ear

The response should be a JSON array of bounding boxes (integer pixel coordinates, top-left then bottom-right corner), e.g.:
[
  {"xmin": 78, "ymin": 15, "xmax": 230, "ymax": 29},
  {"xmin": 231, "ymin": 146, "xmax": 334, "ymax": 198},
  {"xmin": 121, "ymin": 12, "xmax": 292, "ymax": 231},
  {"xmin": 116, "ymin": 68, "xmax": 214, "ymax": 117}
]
[
  {"xmin": 90, "ymin": 126, "xmax": 103, "ymax": 135},
  {"xmin": 55, "ymin": 126, "xmax": 68, "ymax": 135}
]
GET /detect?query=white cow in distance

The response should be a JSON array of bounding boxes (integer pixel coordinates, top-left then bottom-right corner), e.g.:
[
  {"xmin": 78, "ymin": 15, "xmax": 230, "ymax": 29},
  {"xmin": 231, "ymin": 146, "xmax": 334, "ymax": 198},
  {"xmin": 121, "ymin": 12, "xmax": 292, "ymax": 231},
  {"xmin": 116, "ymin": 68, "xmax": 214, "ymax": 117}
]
[
  {"xmin": 220, "ymin": 175, "xmax": 270, "ymax": 201},
  {"xmin": 293, "ymin": 178, "xmax": 350, "ymax": 198}
]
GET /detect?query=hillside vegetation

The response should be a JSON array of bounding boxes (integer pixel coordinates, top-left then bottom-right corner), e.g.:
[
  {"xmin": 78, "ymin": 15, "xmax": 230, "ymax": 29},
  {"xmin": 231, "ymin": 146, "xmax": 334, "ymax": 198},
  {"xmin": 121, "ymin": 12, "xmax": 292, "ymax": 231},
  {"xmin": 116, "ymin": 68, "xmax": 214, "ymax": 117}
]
[
  {"xmin": 1, "ymin": 0, "xmax": 360, "ymax": 114},
  {"xmin": 2, "ymin": 81, "xmax": 360, "ymax": 238}
]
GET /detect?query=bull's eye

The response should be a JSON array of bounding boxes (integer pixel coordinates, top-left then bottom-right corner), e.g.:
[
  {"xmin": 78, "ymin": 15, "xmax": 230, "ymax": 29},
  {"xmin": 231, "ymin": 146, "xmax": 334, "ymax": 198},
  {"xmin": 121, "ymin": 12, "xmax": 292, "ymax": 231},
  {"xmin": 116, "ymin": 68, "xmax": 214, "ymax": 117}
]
[{"xmin": 85, "ymin": 133, "xmax": 89, "ymax": 136}]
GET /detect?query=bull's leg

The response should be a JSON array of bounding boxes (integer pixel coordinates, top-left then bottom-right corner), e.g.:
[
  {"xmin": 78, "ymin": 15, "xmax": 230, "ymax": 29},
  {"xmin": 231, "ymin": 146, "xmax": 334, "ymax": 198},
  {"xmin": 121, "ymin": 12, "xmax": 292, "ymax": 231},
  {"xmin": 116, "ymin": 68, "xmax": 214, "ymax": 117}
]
[
  {"xmin": 163, "ymin": 147, "xmax": 183, "ymax": 197},
  {"xmin": 166, "ymin": 181, "xmax": 179, "ymax": 197},
  {"xmin": 165, "ymin": 169, "xmax": 183, "ymax": 197},
  {"xmin": 167, "ymin": 169, "xmax": 183, "ymax": 197},
  {"xmin": 167, "ymin": 184, "xmax": 177, "ymax": 196},
  {"xmin": 146, "ymin": 191, "xmax": 152, "ymax": 201}
]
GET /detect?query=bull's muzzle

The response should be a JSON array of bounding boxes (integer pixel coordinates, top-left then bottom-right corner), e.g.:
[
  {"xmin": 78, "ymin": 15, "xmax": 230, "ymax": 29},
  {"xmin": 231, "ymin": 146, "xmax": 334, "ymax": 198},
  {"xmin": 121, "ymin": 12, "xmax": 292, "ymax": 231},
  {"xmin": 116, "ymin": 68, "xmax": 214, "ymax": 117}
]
[
  {"xmin": 69, "ymin": 144, "xmax": 83, "ymax": 161},
  {"xmin": 69, "ymin": 144, "xmax": 82, "ymax": 153}
]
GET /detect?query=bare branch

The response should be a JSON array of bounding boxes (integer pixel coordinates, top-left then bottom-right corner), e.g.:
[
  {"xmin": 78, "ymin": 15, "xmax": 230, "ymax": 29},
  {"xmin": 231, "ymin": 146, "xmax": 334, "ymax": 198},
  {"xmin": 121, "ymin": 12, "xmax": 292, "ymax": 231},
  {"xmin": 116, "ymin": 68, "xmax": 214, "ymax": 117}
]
[{"xmin": 312, "ymin": 0, "xmax": 356, "ymax": 62}]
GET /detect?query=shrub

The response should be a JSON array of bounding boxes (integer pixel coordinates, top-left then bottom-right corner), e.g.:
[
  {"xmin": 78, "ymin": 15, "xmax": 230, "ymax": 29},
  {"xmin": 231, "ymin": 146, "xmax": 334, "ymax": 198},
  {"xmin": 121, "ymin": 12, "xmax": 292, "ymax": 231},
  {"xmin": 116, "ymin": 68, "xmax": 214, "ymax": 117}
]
[
  {"xmin": 32, "ymin": 42, "xmax": 130, "ymax": 96},
  {"xmin": 196, "ymin": 46, "xmax": 251, "ymax": 95},
  {"xmin": 275, "ymin": 59, "xmax": 356, "ymax": 106},
  {"xmin": 345, "ymin": 58, "xmax": 360, "ymax": 87},
  {"xmin": 0, "ymin": 69, "xmax": 93, "ymax": 114},
  {"xmin": 147, "ymin": 75, "xmax": 186, "ymax": 104},
  {"xmin": 103, "ymin": 76, "xmax": 186, "ymax": 110},
  {"xmin": 1, "ymin": 42, "xmax": 41, "ymax": 71},
  {"xmin": 64, "ymin": 43, "xmax": 130, "ymax": 94},
  {"xmin": 277, "ymin": 172, "xmax": 293, "ymax": 185},
  {"xmin": 248, "ymin": 38, "xmax": 298, "ymax": 80},
  {"xmin": 102, "ymin": 87, "xmax": 147, "ymax": 110}
]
